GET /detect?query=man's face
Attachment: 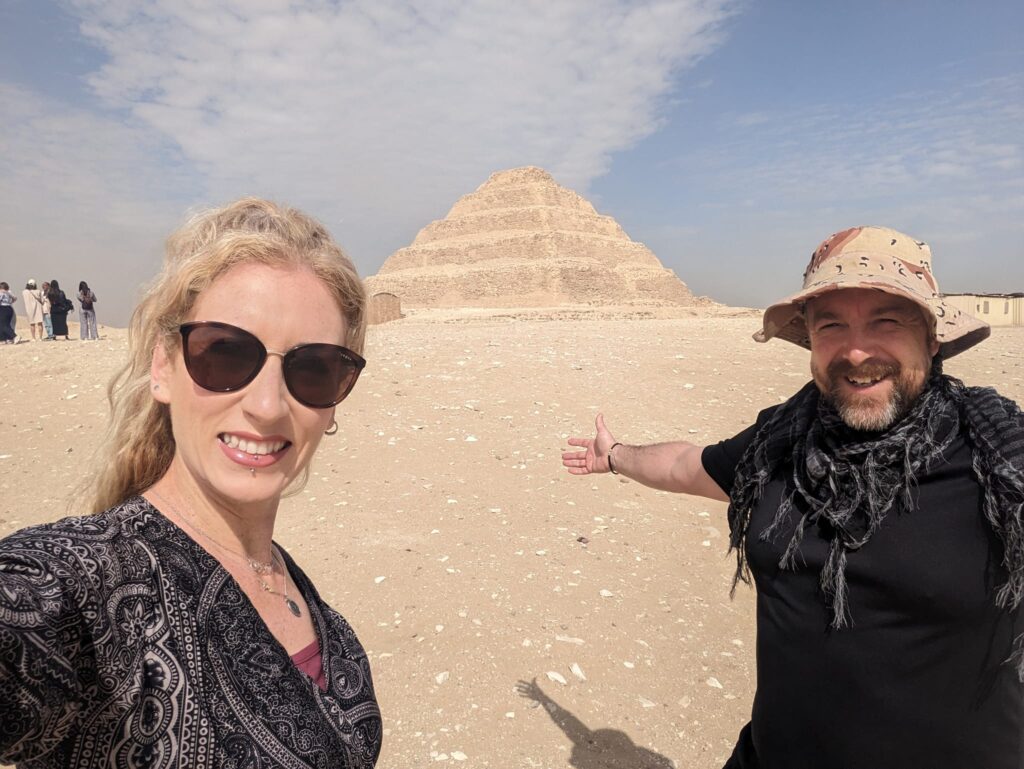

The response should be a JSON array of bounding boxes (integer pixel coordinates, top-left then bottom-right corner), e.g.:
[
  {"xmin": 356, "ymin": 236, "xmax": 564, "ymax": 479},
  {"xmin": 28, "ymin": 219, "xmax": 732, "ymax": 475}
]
[{"xmin": 806, "ymin": 288, "xmax": 939, "ymax": 431}]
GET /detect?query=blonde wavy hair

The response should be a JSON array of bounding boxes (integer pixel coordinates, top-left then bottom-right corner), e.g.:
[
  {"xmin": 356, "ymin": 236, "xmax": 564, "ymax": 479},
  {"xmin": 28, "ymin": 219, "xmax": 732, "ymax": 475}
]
[{"xmin": 86, "ymin": 197, "xmax": 366, "ymax": 513}]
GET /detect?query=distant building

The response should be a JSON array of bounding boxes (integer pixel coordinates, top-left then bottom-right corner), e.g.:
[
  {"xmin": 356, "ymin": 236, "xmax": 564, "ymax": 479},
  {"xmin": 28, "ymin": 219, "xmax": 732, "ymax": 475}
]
[
  {"xmin": 367, "ymin": 292, "xmax": 402, "ymax": 325},
  {"xmin": 943, "ymin": 293, "xmax": 1023, "ymax": 327}
]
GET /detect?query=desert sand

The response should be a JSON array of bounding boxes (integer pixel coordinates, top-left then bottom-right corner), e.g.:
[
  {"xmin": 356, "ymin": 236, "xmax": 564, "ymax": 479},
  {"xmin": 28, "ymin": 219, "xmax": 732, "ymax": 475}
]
[{"xmin": 1, "ymin": 309, "xmax": 1022, "ymax": 768}]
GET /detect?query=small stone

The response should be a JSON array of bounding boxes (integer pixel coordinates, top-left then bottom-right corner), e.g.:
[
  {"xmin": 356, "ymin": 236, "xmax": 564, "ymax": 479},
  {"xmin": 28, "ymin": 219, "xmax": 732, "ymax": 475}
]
[
  {"xmin": 570, "ymin": 663, "xmax": 586, "ymax": 681},
  {"xmin": 599, "ymin": 589, "xmax": 614, "ymax": 598},
  {"xmin": 451, "ymin": 752, "xmax": 467, "ymax": 761},
  {"xmin": 435, "ymin": 671, "xmax": 450, "ymax": 684},
  {"xmin": 546, "ymin": 671, "xmax": 567, "ymax": 685},
  {"xmin": 706, "ymin": 677, "xmax": 723, "ymax": 689},
  {"xmin": 639, "ymin": 696, "xmax": 657, "ymax": 708}
]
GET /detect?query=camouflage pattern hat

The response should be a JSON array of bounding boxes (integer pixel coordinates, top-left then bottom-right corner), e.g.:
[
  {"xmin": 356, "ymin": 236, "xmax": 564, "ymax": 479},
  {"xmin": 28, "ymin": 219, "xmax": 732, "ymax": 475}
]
[{"xmin": 754, "ymin": 226, "xmax": 990, "ymax": 359}]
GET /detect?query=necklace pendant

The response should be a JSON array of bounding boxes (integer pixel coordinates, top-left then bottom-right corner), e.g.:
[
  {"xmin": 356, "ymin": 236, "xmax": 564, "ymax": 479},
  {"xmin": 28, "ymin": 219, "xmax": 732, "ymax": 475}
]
[
  {"xmin": 285, "ymin": 598, "xmax": 302, "ymax": 617},
  {"xmin": 248, "ymin": 557, "xmax": 273, "ymax": 575}
]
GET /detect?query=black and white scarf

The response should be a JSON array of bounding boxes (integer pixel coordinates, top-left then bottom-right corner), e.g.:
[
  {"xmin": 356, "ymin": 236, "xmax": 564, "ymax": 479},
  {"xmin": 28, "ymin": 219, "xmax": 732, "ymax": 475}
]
[{"xmin": 727, "ymin": 363, "xmax": 1024, "ymax": 672}]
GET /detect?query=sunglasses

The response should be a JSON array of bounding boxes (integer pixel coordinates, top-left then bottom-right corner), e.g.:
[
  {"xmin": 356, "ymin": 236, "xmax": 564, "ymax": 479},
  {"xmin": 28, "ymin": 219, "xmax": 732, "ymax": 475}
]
[{"xmin": 177, "ymin": 321, "xmax": 365, "ymax": 409}]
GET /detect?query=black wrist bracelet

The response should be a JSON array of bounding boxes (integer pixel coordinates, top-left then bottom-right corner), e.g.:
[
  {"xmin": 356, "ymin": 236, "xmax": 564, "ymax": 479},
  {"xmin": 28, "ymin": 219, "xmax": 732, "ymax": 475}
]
[{"xmin": 607, "ymin": 442, "xmax": 623, "ymax": 475}]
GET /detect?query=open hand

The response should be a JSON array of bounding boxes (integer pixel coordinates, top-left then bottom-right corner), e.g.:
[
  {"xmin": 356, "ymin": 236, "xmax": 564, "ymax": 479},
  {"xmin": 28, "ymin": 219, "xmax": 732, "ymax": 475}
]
[{"xmin": 561, "ymin": 413, "xmax": 616, "ymax": 475}]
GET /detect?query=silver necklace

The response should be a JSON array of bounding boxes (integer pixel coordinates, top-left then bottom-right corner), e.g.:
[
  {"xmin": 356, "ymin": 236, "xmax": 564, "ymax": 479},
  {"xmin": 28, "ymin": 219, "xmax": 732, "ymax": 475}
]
[
  {"xmin": 263, "ymin": 548, "xmax": 302, "ymax": 617},
  {"xmin": 150, "ymin": 489, "xmax": 301, "ymax": 617}
]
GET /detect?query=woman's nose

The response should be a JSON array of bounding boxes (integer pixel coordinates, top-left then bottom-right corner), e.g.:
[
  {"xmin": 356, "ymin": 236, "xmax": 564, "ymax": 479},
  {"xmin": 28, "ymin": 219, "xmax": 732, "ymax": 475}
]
[{"xmin": 241, "ymin": 354, "xmax": 290, "ymax": 420}]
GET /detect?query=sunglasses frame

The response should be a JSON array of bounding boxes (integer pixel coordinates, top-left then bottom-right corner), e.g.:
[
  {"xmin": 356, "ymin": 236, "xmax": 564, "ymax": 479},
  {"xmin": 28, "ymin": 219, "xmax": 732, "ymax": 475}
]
[{"xmin": 177, "ymin": 321, "xmax": 365, "ymax": 408}]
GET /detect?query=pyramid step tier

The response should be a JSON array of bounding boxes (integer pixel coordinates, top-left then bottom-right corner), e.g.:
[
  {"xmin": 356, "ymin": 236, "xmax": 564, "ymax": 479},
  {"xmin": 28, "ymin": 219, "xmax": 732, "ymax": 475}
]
[{"xmin": 366, "ymin": 257, "xmax": 693, "ymax": 308}]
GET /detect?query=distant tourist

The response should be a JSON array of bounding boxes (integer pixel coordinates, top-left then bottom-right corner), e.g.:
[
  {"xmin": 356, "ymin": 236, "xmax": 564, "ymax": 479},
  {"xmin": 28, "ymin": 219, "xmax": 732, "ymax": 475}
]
[
  {"xmin": 77, "ymin": 280, "xmax": 99, "ymax": 340},
  {"xmin": 40, "ymin": 281, "xmax": 55, "ymax": 340},
  {"xmin": 0, "ymin": 198, "xmax": 381, "ymax": 767},
  {"xmin": 22, "ymin": 279, "xmax": 45, "ymax": 341},
  {"xmin": 0, "ymin": 282, "xmax": 18, "ymax": 344},
  {"xmin": 564, "ymin": 226, "xmax": 1024, "ymax": 769},
  {"xmin": 46, "ymin": 279, "xmax": 72, "ymax": 341}
]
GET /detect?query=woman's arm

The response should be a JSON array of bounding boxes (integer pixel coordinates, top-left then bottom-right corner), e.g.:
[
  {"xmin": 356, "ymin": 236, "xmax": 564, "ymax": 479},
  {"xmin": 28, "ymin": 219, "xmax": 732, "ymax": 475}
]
[{"xmin": 0, "ymin": 532, "xmax": 96, "ymax": 763}]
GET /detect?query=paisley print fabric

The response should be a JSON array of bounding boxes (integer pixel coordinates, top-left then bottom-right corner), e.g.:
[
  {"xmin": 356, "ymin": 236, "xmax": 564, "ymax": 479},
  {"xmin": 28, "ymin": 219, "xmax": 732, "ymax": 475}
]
[{"xmin": 0, "ymin": 496, "xmax": 381, "ymax": 768}]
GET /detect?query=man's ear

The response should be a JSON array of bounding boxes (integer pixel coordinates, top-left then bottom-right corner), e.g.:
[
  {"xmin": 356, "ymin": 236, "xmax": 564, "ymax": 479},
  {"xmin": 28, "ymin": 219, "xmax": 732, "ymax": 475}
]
[{"xmin": 151, "ymin": 340, "xmax": 173, "ymax": 405}]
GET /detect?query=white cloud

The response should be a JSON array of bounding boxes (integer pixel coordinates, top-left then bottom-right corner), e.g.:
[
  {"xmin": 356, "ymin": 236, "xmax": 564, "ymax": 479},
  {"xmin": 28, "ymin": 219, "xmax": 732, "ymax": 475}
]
[
  {"xmin": 65, "ymin": 0, "xmax": 735, "ymax": 268},
  {"xmin": 684, "ymin": 75, "xmax": 1024, "ymax": 209},
  {"xmin": 637, "ymin": 75, "xmax": 1024, "ymax": 305},
  {"xmin": 0, "ymin": 81, "xmax": 197, "ymax": 322}
]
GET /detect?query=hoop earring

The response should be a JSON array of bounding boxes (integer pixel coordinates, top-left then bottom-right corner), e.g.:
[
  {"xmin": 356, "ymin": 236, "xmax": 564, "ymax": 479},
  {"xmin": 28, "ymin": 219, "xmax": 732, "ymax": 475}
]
[{"xmin": 324, "ymin": 420, "xmax": 338, "ymax": 436}]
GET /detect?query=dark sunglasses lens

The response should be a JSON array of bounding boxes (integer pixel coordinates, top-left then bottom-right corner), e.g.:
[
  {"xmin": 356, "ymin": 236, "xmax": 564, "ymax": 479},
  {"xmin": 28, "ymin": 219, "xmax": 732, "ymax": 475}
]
[
  {"xmin": 183, "ymin": 325, "xmax": 264, "ymax": 391},
  {"xmin": 284, "ymin": 345, "xmax": 362, "ymax": 407}
]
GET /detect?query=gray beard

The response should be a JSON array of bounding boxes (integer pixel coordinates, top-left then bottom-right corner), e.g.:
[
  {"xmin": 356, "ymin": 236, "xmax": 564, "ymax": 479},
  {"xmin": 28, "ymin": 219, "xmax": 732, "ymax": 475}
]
[{"xmin": 829, "ymin": 383, "xmax": 911, "ymax": 431}]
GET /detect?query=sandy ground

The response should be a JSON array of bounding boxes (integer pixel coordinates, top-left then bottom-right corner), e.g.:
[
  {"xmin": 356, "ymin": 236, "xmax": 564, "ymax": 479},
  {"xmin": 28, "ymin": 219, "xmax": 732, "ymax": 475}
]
[{"xmin": 1, "ymin": 309, "xmax": 1022, "ymax": 769}]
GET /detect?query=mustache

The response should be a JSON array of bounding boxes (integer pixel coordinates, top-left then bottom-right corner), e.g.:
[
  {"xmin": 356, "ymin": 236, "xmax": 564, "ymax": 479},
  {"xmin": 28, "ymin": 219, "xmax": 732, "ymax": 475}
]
[{"xmin": 827, "ymin": 358, "xmax": 901, "ymax": 381}]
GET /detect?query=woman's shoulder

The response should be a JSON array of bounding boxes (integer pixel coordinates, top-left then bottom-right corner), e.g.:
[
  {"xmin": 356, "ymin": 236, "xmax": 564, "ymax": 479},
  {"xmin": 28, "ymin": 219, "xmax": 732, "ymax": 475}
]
[{"xmin": 0, "ymin": 497, "xmax": 157, "ymax": 562}]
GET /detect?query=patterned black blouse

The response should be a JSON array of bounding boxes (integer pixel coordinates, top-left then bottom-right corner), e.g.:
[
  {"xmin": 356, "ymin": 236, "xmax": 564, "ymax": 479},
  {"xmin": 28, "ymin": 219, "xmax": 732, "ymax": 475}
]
[{"xmin": 0, "ymin": 496, "xmax": 382, "ymax": 768}]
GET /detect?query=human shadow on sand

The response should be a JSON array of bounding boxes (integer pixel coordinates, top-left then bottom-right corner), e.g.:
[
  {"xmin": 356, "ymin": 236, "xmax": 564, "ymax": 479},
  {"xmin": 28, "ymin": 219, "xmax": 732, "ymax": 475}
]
[{"xmin": 516, "ymin": 678, "xmax": 676, "ymax": 769}]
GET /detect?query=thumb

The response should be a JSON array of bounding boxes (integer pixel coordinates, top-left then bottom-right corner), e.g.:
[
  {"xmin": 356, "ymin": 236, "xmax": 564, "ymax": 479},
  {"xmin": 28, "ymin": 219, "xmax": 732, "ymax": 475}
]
[{"xmin": 596, "ymin": 412, "xmax": 607, "ymax": 435}]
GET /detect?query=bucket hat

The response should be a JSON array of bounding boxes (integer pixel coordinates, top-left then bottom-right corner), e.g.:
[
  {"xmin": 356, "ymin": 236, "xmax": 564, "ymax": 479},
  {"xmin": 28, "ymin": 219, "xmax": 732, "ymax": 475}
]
[{"xmin": 754, "ymin": 225, "xmax": 989, "ymax": 359}]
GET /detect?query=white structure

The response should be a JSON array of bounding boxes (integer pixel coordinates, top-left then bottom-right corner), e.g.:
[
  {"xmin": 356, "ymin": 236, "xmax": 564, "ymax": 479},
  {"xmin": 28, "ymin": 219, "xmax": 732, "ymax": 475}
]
[{"xmin": 942, "ymin": 293, "xmax": 1023, "ymax": 327}]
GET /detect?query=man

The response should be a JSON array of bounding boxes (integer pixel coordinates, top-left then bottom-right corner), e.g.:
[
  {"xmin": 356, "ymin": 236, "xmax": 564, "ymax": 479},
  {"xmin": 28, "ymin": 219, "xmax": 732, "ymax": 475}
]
[{"xmin": 563, "ymin": 226, "xmax": 1024, "ymax": 769}]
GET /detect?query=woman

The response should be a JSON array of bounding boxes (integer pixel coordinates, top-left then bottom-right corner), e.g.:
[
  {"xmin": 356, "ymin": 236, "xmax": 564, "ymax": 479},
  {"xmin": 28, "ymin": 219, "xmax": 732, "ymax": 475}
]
[
  {"xmin": 22, "ymin": 279, "xmax": 45, "ymax": 341},
  {"xmin": 0, "ymin": 199, "xmax": 381, "ymax": 767},
  {"xmin": 0, "ymin": 281, "xmax": 17, "ymax": 343},
  {"xmin": 47, "ymin": 279, "xmax": 72, "ymax": 340},
  {"xmin": 41, "ymin": 280, "xmax": 55, "ymax": 340},
  {"xmin": 78, "ymin": 280, "xmax": 99, "ymax": 340}
]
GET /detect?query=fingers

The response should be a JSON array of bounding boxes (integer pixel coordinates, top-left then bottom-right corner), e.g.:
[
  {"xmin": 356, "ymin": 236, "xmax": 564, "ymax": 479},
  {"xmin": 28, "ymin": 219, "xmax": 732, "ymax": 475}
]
[
  {"xmin": 562, "ymin": 452, "xmax": 590, "ymax": 473},
  {"xmin": 565, "ymin": 437, "xmax": 591, "ymax": 448}
]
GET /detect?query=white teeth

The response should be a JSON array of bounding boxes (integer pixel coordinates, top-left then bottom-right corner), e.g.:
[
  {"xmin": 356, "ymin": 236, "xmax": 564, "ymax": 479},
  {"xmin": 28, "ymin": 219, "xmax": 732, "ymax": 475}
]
[
  {"xmin": 220, "ymin": 434, "xmax": 286, "ymax": 455},
  {"xmin": 848, "ymin": 376, "xmax": 880, "ymax": 386}
]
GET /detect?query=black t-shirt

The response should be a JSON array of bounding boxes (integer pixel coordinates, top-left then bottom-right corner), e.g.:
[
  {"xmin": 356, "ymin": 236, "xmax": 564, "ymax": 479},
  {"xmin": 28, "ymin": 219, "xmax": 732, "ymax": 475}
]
[{"xmin": 703, "ymin": 404, "xmax": 1024, "ymax": 769}]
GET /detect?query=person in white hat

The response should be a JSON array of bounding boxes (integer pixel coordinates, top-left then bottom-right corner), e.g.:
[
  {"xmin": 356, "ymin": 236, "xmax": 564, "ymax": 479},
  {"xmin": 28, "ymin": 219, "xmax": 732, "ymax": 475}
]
[
  {"xmin": 22, "ymin": 279, "xmax": 45, "ymax": 341},
  {"xmin": 563, "ymin": 226, "xmax": 1024, "ymax": 769}
]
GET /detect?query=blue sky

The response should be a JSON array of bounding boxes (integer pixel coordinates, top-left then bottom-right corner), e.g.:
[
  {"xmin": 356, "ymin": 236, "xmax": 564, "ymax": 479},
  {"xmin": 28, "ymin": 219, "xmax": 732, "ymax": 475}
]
[{"xmin": 2, "ymin": 0, "xmax": 1021, "ymax": 324}]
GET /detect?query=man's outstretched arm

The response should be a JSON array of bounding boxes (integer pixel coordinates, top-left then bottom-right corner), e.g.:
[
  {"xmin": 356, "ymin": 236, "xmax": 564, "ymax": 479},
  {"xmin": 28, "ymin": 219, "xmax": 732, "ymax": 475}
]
[{"xmin": 561, "ymin": 413, "xmax": 729, "ymax": 502}]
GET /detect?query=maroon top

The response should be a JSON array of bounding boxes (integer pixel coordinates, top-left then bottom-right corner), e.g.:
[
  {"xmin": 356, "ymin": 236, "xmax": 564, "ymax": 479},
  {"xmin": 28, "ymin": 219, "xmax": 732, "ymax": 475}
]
[{"xmin": 290, "ymin": 639, "xmax": 327, "ymax": 692}]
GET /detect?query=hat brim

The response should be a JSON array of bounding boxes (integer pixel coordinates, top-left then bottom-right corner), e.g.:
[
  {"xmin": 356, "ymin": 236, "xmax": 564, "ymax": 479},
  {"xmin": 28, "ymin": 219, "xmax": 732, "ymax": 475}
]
[{"xmin": 753, "ymin": 278, "xmax": 990, "ymax": 359}]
